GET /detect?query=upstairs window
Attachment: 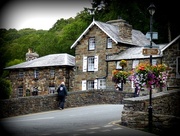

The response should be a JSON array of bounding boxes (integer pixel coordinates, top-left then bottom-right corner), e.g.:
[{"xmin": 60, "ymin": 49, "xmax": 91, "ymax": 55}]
[
  {"xmin": 88, "ymin": 57, "xmax": 94, "ymax": 71},
  {"xmin": 50, "ymin": 69, "xmax": 55, "ymax": 78},
  {"xmin": 88, "ymin": 37, "xmax": 95, "ymax": 50},
  {"xmin": 34, "ymin": 69, "xmax": 39, "ymax": 79},
  {"xmin": 83, "ymin": 56, "xmax": 98, "ymax": 72},
  {"xmin": 107, "ymin": 37, "xmax": 112, "ymax": 48},
  {"xmin": 18, "ymin": 70, "xmax": 24, "ymax": 79}
]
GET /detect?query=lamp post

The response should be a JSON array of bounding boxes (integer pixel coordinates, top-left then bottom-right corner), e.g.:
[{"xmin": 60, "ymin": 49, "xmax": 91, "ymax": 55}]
[{"xmin": 147, "ymin": 3, "xmax": 156, "ymax": 132}]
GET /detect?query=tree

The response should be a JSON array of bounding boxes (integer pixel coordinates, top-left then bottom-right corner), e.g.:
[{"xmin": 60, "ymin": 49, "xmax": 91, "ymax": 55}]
[{"xmin": 0, "ymin": 78, "xmax": 12, "ymax": 99}]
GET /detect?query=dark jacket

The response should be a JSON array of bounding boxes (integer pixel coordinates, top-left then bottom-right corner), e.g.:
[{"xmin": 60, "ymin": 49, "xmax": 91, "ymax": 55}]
[{"xmin": 57, "ymin": 84, "xmax": 68, "ymax": 96}]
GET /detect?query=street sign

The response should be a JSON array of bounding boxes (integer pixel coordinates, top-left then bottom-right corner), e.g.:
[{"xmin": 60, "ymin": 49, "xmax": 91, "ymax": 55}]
[
  {"xmin": 146, "ymin": 32, "xmax": 158, "ymax": 40},
  {"xmin": 142, "ymin": 48, "xmax": 160, "ymax": 55}
]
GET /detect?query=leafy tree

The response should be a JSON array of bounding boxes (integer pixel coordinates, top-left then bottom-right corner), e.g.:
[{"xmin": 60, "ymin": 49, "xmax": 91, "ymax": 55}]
[
  {"xmin": 0, "ymin": 0, "xmax": 179, "ymax": 78},
  {"xmin": 0, "ymin": 78, "xmax": 12, "ymax": 99},
  {"xmin": 5, "ymin": 59, "xmax": 24, "ymax": 67}
]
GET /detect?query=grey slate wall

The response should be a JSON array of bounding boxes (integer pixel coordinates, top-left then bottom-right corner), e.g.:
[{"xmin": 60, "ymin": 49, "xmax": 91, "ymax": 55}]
[
  {"xmin": 0, "ymin": 90, "xmax": 134, "ymax": 118},
  {"xmin": 121, "ymin": 89, "xmax": 180, "ymax": 135}
]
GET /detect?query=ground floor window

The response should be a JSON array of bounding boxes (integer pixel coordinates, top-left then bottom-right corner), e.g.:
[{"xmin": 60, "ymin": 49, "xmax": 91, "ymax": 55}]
[
  {"xmin": 82, "ymin": 79, "xmax": 106, "ymax": 90},
  {"xmin": 26, "ymin": 89, "xmax": 31, "ymax": 96},
  {"xmin": 32, "ymin": 87, "xmax": 38, "ymax": 96},
  {"xmin": 87, "ymin": 80, "xmax": 94, "ymax": 90},
  {"xmin": 18, "ymin": 87, "xmax": 23, "ymax": 97},
  {"xmin": 49, "ymin": 86, "xmax": 55, "ymax": 94},
  {"xmin": 98, "ymin": 79, "xmax": 106, "ymax": 89}
]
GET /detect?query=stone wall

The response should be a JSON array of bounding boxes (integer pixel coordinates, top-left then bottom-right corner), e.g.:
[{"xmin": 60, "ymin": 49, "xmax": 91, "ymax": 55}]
[
  {"xmin": 8, "ymin": 67, "xmax": 74, "ymax": 98},
  {"xmin": 0, "ymin": 90, "xmax": 134, "ymax": 118},
  {"xmin": 74, "ymin": 24, "xmax": 121, "ymax": 91},
  {"xmin": 162, "ymin": 39, "xmax": 180, "ymax": 88},
  {"xmin": 120, "ymin": 89, "xmax": 180, "ymax": 135}
]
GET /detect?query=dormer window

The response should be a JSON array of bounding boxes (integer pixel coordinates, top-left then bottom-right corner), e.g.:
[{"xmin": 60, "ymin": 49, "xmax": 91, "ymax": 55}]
[
  {"xmin": 107, "ymin": 37, "xmax": 112, "ymax": 48},
  {"xmin": 88, "ymin": 37, "xmax": 95, "ymax": 50}
]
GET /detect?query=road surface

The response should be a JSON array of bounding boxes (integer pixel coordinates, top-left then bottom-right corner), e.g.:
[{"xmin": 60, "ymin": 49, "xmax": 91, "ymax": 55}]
[{"xmin": 0, "ymin": 104, "xmax": 157, "ymax": 136}]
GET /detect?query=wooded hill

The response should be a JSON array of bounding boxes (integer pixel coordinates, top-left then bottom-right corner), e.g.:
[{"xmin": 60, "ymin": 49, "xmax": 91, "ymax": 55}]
[{"xmin": 0, "ymin": 0, "xmax": 179, "ymax": 77}]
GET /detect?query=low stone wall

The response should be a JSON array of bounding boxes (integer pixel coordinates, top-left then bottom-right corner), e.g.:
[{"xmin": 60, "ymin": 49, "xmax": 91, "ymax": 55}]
[
  {"xmin": 121, "ymin": 89, "xmax": 180, "ymax": 135},
  {"xmin": 0, "ymin": 90, "xmax": 134, "ymax": 118}
]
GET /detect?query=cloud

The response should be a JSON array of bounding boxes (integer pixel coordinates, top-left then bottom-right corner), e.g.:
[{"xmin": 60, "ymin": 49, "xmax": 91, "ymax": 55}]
[{"xmin": 0, "ymin": 0, "xmax": 92, "ymax": 30}]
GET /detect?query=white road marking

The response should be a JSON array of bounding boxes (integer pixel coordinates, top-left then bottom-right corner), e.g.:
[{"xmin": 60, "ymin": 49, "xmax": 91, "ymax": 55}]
[
  {"xmin": 112, "ymin": 127, "xmax": 123, "ymax": 130},
  {"xmin": 89, "ymin": 127, "xmax": 100, "ymax": 130},
  {"xmin": 11, "ymin": 117, "xmax": 54, "ymax": 122},
  {"xmin": 103, "ymin": 124, "xmax": 113, "ymax": 127}
]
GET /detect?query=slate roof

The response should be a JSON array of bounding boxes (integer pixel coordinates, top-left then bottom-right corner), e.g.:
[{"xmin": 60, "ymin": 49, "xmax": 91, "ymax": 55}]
[
  {"xmin": 161, "ymin": 35, "xmax": 180, "ymax": 51},
  {"xmin": 71, "ymin": 20, "xmax": 153, "ymax": 48},
  {"xmin": 4, "ymin": 53, "xmax": 75, "ymax": 70},
  {"xmin": 107, "ymin": 44, "xmax": 166, "ymax": 60}
]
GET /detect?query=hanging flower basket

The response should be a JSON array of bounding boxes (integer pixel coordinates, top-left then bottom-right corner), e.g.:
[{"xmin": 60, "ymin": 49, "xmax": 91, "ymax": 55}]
[
  {"xmin": 119, "ymin": 60, "xmax": 127, "ymax": 67},
  {"xmin": 129, "ymin": 63, "xmax": 169, "ymax": 92},
  {"xmin": 112, "ymin": 70, "xmax": 131, "ymax": 84}
]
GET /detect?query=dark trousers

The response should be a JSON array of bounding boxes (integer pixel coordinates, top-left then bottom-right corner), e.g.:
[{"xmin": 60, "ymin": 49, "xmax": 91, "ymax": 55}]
[{"xmin": 58, "ymin": 96, "xmax": 66, "ymax": 109}]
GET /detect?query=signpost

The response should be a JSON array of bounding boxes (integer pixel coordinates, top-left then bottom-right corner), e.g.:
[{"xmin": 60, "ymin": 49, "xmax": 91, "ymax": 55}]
[{"xmin": 142, "ymin": 48, "xmax": 160, "ymax": 55}]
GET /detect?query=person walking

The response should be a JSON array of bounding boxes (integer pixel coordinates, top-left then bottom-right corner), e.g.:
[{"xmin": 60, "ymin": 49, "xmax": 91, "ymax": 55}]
[{"xmin": 57, "ymin": 82, "xmax": 68, "ymax": 110}]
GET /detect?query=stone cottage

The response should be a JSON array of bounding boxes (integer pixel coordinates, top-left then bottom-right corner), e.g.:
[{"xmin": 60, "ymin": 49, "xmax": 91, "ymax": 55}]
[
  {"xmin": 70, "ymin": 18, "xmax": 180, "ymax": 92},
  {"xmin": 4, "ymin": 51, "xmax": 75, "ymax": 98}
]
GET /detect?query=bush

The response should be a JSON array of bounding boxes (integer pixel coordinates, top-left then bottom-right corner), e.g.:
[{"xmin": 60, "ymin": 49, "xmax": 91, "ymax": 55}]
[{"xmin": 0, "ymin": 78, "xmax": 12, "ymax": 99}]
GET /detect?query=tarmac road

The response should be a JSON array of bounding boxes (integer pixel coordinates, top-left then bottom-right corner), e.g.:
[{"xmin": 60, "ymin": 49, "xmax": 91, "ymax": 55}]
[{"xmin": 0, "ymin": 104, "xmax": 157, "ymax": 136}]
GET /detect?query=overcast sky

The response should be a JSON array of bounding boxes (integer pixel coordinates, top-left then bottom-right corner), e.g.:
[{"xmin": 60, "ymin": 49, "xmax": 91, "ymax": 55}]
[{"xmin": 0, "ymin": 0, "xmax": 92, "ymax": 30}]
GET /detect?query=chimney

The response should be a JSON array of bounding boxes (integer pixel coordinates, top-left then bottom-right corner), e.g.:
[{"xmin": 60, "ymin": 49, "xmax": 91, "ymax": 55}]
[
  {"xmin": 26, "ymin": 48, "xmax": 39, "ymax": 61},
  {"xmin": 106, "ymin": 19, "xmax": 132, "ymax": 42}
]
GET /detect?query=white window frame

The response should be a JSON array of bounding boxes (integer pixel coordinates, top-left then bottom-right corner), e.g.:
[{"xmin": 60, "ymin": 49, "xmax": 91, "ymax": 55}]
[
  {"xmin": 50, "ymin": 69, "xmax": 55, "ymax": 77},
  {"xmin": 98, "ymin": 79, "xmax": 106, "ymax": 89},
  {"xmin": 88, "ymin": 37, "xmax": 95, "ymax": 50},
  {"xmin": 82, "ymin": 79, "xmax": 105, "ymax": 90},
  {"xmin": 116, "ymin": 61, "xmax": 122, "ymax": 69},
  {"xmin": 132, "ymin": 60, "xmax": 139, "ymax": 69},
  {"xmin": 152, "ymin": 59, "xmax": 157, "ymax": 66},
  {"xmin": 83, "ymin": 56, "xmax": 87, "ymax": 72},
  {"xmin": 107, "ymin": 37, "xmax": 112, "ymax": 48},
  {"xmin": 82, "ymin": 80, "xmax": 86, "ymax": 91},
  {"xmin": 176, "ymin": 56, "xmax": 180, "ymax": 78},
  {"xmin": 131, "ymin": 60, "xmax": 139, "ymax": 88},
  {"xmin": 88, "ymin": 56, "xmax": 94, "ymax": 71},
  {"xmin": 83, "ymin": 56, "xmax": 98, "ymax": 72},
  {"xmin": 49, "ymin": 86, "xmax": 55, "ymax": 94},
  {"xmin": 34, "ymin": 69, "xmax": 39, "ymax": 78},
  {"xmin": 87, "ymin": 80, "xmax": 94, "ymax": 90},
  {"xmin": 18, "ymin": 71, "xmax": 24, "ymax": 78}
]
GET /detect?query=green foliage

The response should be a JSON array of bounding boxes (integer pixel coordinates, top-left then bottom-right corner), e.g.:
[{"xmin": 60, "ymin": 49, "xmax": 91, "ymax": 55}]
[
  {"xmin": 0, "ymin": 0, "xmax": 179, "ymax": 78},
  {"xmin": 0, "ymin": 78, "xmax": 12, "ymax": 99},
  {"xmin": 6, "ymin": 59, "xmax": 24, "ymax": 67}
]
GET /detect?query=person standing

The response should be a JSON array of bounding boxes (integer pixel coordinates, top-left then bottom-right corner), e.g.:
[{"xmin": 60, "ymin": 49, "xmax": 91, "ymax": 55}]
[{"xmin": 57, "ymin": 82, "xmax": 68, "ymax": 110}]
